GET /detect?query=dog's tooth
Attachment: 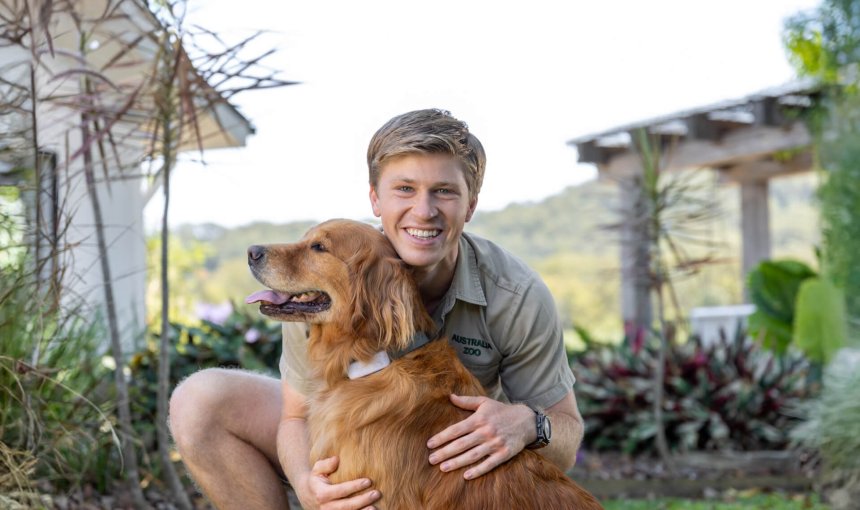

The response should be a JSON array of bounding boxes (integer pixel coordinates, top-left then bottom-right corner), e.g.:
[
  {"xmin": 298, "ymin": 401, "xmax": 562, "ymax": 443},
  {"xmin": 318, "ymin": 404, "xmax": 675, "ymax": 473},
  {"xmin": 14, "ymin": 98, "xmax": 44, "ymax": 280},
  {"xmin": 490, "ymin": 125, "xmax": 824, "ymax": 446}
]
[{"xmin": 289, "ymin": 291, "xmax": 320, "ymax": 303}]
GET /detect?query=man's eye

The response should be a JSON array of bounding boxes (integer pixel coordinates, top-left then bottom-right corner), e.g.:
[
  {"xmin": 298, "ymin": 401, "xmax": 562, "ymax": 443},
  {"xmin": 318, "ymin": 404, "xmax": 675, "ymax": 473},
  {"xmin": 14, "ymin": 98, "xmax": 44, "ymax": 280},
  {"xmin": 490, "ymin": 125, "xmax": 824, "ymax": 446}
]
[
  {"xmin": 310, "ymin": 242, "xmax": 326, "ymax": 252},
  {"xmin": 396, "ymin": 186, "xmax": 413, "ymax": 192}
]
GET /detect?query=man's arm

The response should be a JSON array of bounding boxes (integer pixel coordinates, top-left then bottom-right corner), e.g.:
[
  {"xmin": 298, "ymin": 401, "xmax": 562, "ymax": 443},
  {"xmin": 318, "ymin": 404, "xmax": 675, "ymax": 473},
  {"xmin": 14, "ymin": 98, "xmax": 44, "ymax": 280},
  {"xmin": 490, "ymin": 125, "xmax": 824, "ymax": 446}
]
[
  {"xmin": 541, "ymin": 391, "xmax": 583, "ymax": 470},
  {"xmin": 278, "ymin": 379, "xmax": 380, "ymax": 510},
  {"xmin": 426, "ymin": 389, "xmax": 582, "ymax": 478}
]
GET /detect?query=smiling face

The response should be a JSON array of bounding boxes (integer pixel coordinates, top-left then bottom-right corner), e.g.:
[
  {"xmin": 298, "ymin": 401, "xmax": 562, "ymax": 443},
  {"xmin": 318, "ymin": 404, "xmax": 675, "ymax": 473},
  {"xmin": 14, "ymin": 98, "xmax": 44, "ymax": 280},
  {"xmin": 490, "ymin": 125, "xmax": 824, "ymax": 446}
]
[
  {"xmin": 369, "ymin": 154, "xmax": 477, "ymax": 285},
  {"xmin": 246, "ymin": 219, "xmax": 434, "ymax": 354}
]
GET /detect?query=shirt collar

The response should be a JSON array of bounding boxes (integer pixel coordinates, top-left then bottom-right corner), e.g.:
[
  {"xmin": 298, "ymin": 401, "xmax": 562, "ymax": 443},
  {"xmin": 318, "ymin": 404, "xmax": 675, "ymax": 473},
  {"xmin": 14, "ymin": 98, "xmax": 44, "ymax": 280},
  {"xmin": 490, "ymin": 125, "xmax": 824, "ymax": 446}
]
[{"xmin": 448, "ymin": 234, "xmax": 487, "ymax": 307}]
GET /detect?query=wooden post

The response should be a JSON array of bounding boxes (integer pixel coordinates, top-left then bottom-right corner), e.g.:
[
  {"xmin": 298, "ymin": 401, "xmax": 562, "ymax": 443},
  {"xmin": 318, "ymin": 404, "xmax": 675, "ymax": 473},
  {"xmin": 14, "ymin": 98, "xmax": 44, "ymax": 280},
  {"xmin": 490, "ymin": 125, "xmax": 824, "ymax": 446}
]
[
  {"xmin": 618, "ymin": 175, "xmax": 652, "ymax": 330},
  {"xmin": 740, "ymin": 178, "xmax": 771, "ymax": 293}
]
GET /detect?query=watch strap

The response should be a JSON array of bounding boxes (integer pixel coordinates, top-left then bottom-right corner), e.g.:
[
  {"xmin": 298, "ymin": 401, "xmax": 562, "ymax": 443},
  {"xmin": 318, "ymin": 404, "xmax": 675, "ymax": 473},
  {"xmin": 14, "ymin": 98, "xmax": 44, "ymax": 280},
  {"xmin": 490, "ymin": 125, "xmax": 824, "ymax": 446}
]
[{"xmin": 526, "ymin": 407, "xmax": 551, "ymax": 449}]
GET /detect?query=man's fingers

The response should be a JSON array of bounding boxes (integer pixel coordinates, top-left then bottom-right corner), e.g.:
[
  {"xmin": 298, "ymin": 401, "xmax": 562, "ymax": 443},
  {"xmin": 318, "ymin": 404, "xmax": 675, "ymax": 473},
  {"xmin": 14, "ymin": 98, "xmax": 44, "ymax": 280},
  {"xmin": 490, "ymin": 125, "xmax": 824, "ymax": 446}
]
[
  {"xmin": 320, "ymin": 478, "xmax": 374, "ymax": 502},
  {"xmin": 435, "ymin": 440, "xmax": 494, "ymax": 473},
  {"xmin": 320, "ymin": 486, "xmax": 379, "ymax": 510},
  {"xmin": 308, "ymin": 456, "xmax": 379, "ymax": 510},
  {"xmin": 449, "ymin": 394, "xmax": 485, "ymax": 411},
  {"xmin": 427, "ymin": 413, "xmax": 478, "ymax": 449},
  {"xmin": 428, "ymin": 430, "xmax": 482, "ymax": 465},
  {"xmin": 312, "ymin": 456, "xmax": 339, "ymax": 476},
  {"xmin": 342, "ymin": 488, "xmax": 380, "ymax": 510},
  {"xmin": 463, "ymin": 450, "xmax": 512, "ymax": 480}
]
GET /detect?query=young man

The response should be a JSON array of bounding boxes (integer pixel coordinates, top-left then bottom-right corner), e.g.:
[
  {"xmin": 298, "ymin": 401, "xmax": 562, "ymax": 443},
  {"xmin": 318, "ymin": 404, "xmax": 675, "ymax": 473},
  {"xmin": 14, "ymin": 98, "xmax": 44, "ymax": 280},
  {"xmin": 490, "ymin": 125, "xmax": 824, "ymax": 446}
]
[{"xmin": 170, "ymin": 109, "xmax": 584, "ymax": 510}]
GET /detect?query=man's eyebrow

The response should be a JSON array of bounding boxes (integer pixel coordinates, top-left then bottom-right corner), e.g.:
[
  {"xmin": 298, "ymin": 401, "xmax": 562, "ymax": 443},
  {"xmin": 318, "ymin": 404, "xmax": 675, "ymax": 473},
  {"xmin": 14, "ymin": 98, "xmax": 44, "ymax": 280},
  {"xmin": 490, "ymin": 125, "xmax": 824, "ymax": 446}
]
[{"xmin": 389, "ymin": 176, "xmax": 462, "ymax": 188}]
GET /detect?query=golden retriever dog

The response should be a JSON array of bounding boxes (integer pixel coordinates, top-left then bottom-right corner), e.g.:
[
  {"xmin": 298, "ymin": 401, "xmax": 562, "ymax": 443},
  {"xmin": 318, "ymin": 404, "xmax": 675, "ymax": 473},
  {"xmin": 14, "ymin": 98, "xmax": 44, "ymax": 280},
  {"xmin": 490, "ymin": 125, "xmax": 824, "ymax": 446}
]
[{"xmin": 246, "ymin": 219, "xmax": 602, "ymax": 509}]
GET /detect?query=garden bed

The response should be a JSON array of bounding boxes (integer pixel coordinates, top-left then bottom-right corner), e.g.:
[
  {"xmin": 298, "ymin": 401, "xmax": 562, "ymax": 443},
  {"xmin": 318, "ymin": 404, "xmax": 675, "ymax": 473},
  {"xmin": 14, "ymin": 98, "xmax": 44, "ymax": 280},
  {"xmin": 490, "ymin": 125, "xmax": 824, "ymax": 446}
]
[
  {"xmin": 570, "ymin": 450, "xmax": 816, "ymax": 499},
  {"xmin": 29, "ymin": 450, "xmax": 816, "ymax": 508}
]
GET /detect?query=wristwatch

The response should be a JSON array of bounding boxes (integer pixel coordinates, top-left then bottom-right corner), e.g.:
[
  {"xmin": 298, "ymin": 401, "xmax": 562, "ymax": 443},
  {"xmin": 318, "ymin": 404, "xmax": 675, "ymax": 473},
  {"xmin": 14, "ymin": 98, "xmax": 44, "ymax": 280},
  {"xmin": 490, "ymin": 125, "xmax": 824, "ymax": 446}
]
[{"xmin": 526, "ymin": 408, "xmax": 551, "ymax": 449}]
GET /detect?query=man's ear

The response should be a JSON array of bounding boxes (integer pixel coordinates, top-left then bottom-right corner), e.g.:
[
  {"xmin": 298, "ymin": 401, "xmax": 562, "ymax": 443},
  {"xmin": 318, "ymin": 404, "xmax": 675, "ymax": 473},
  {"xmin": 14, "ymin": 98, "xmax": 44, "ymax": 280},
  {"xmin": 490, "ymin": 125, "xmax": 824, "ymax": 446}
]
[
  {"xmin": 369, "ymin": 186, "xmax": 381, "ymax": 217},
  {"xmin": 465, "ymin": 196, "xmax": 478, "ymax": 222}
]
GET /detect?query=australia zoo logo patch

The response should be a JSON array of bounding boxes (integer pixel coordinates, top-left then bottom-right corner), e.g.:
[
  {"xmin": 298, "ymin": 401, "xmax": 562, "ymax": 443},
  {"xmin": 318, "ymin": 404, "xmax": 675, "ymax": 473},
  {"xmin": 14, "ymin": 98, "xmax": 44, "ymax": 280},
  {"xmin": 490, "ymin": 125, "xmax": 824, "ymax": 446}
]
[{"xmin": 452, "ymin": 334, "xmax": 492, "ymax": 357}]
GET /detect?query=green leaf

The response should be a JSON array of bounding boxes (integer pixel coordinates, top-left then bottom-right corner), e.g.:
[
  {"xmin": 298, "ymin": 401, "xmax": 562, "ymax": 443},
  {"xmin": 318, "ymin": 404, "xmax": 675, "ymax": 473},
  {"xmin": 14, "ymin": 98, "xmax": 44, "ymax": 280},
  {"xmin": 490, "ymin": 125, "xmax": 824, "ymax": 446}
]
[
  {"xmin": 630, "ymin": 422, "xmax": 657, "ymax": 442},
  {"xmin": 793, "ymin": 277, "xmax": 847, "ymax": 364},
  {"xmin": 746, "ymin": 259, "xmax": 817, "ymax": 353},
  {"xmin": 747, "ymin": 312, "xmax": 794, "ymax": 354}
]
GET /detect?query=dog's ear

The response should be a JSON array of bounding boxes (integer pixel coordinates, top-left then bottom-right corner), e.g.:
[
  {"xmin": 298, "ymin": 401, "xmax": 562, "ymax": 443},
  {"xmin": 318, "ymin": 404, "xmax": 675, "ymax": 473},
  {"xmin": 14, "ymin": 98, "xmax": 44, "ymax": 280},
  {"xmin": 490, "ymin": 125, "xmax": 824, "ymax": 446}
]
[{"xmin": 347, "ymin": 247, "xmax": 418, "ymax": 352}]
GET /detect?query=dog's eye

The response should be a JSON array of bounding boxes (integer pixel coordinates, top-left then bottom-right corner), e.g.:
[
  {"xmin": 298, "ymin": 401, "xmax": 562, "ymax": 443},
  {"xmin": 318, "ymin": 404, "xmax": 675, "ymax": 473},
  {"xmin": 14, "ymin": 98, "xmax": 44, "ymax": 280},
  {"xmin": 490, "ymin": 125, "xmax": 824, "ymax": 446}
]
[{"xmin": 310, "ymin": 242, "xmax": 327, "ymax": 253}]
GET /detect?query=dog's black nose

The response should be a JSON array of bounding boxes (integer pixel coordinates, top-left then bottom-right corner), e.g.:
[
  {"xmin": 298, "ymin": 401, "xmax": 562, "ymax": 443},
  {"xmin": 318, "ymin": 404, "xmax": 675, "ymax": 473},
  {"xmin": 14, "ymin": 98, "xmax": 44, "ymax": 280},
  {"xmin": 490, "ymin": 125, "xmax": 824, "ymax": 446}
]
[{"xmin": 248, "ymin": 245, "xmax": 266, "ymax": 266}]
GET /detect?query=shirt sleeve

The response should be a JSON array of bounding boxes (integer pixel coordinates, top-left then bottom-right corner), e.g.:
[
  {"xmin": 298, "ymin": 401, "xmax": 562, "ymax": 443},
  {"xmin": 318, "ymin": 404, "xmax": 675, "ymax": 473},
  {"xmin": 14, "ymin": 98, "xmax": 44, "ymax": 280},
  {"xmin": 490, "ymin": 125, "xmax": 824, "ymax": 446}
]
[
  {"xmin": 280, "ymin": 322, "xmax": 316, "ymax": 396},
  {"xmin": 496, "ymin": 278, "xmax": 576, "ymax": 410}
]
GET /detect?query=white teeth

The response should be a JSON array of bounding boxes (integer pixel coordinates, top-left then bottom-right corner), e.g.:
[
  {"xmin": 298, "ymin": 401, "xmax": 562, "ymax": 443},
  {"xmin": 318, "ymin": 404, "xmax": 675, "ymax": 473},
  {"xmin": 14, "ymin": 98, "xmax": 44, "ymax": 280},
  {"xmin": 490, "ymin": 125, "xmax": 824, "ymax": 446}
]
[
  {"xmin": 406, "ymin": 228, "xmax": 440, "ymax": 239},
  {"xmin": 291, "ymin": 291, "xmax": 320, "ymax": 303}
]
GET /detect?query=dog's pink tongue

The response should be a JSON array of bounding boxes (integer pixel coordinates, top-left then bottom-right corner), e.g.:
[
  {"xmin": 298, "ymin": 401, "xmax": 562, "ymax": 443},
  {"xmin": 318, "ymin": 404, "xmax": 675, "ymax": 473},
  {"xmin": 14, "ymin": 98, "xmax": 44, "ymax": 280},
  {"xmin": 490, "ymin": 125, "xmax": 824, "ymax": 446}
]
[{"xmin": 245, "ymin": 290, "xmax": 291, "ymax": 305}]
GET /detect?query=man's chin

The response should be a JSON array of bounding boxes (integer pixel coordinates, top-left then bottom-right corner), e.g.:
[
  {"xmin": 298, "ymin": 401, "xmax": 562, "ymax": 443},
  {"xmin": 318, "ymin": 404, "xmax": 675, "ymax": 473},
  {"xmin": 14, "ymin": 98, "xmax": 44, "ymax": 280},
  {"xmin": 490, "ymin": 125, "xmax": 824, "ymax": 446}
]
[{"xmin": 397, "ymin": 250, "xmax": 441, "ymax": 270}]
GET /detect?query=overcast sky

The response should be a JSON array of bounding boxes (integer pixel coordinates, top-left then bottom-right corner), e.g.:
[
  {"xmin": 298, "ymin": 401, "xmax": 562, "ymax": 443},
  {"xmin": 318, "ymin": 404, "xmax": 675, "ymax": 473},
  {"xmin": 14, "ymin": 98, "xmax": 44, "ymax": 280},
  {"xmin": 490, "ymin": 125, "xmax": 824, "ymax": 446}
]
[{"xmin": 143, "ymin": 0, "xmax": 820, "ymax": 230}]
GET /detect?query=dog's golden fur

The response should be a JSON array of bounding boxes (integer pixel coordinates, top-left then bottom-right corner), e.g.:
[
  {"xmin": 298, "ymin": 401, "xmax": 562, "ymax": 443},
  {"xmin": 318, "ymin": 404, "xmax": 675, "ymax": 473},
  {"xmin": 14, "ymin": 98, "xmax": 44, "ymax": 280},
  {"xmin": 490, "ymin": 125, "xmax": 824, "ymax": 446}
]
[{"xmin": 249, "ymin": 219, "xmax": 602, "ymax": 509}]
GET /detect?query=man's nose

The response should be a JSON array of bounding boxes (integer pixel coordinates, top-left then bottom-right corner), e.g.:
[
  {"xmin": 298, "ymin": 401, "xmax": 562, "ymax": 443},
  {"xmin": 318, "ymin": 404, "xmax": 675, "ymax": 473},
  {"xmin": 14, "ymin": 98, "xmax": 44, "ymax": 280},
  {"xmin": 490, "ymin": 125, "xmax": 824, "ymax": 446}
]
[
  {"xmin": 412, "ymin": 192, "xmax": 438, "ymax": 219},
  {"xmin": 248, "ymin": 245, "xmax": 267, "ymax": 267}
]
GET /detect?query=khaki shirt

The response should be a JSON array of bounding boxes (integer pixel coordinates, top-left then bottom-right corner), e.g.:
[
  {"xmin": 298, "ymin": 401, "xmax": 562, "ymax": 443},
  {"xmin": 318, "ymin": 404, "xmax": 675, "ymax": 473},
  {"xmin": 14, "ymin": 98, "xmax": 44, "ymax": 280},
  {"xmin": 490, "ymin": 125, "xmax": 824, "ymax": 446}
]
[{"xmin": 280, "ymin": 232, "xmax": 575, "ymax": 410}]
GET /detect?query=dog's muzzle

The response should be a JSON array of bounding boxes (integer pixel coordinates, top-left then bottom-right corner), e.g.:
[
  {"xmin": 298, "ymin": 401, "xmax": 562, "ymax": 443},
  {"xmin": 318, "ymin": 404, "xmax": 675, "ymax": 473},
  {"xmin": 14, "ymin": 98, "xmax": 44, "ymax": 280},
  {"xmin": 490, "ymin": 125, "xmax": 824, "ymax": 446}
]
[{"xmin": 248, "ymin": 244, "xmax": 267, "ymax": 269}]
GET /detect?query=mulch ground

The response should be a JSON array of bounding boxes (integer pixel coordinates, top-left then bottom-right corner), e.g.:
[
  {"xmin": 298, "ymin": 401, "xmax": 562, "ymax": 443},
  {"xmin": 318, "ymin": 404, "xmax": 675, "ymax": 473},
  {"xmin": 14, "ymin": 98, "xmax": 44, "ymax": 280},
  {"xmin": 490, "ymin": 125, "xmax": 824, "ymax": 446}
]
[{"xmin": 17, "ymin": 450, "xmax": 818, "ymax": 509}]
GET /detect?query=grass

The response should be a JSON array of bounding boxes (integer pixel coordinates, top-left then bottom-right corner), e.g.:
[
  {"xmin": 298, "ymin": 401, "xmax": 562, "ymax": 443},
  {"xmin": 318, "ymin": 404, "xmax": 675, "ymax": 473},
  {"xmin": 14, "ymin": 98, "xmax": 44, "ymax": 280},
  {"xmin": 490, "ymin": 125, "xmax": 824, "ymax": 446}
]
[{"xmin": 603, "ymin": 493, "xmax": 827, "ymax": 509}]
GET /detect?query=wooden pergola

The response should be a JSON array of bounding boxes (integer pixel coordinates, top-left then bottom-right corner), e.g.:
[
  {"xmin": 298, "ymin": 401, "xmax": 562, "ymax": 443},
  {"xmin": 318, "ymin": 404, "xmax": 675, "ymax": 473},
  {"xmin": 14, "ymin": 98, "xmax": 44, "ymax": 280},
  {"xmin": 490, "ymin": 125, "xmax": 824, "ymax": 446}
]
[{"xmin": 567, "ymin": 81, "xmax": 820, "ymax": 328}]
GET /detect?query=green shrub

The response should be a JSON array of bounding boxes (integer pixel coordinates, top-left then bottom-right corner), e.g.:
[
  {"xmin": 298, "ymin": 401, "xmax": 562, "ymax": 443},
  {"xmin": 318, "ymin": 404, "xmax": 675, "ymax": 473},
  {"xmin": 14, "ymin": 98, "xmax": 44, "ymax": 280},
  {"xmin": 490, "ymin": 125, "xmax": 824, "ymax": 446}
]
[
  {"xmin": 0, "ymin": 209, "xmax": 120, "ymax": 501},
  {"xmin": 791, "ymin": 348, "xmax": 860, "ymax": 509},
  {"xmin": 572, "ymin": 329, "xmax": 813, "ymax": 454},
  {"xmin": 129, "ymin": 303, "xmax": 282, "ymax": 431}
]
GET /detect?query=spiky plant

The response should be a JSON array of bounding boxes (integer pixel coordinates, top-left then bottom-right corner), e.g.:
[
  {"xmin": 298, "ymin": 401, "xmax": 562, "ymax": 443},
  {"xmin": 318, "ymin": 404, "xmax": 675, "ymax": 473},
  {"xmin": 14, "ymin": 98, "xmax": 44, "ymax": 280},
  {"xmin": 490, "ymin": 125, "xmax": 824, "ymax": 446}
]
[{"xmin": 573, "ymin": 328, "xmax": 813, "ymax": 454}]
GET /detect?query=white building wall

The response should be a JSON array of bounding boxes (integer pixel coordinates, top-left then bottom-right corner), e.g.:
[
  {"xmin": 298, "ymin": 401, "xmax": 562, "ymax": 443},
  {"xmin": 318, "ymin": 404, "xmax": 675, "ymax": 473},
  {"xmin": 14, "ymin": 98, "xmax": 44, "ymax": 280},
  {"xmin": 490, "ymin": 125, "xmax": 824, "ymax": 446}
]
[
  {"xmin": 3, "ymin": 1, "xmax": 251, "ymax": 356},
  {"xmin": 0, "ymin": 39, "xmax": 153, "ymax": 356}
]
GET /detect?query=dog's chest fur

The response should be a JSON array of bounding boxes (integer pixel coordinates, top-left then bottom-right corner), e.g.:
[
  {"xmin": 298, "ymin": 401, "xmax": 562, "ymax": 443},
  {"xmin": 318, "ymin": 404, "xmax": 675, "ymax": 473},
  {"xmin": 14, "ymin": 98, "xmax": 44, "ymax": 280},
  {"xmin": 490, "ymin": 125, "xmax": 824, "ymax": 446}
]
[{"xmin": 306, "ymin": 340, "xmax": 483, "ymax": 503}]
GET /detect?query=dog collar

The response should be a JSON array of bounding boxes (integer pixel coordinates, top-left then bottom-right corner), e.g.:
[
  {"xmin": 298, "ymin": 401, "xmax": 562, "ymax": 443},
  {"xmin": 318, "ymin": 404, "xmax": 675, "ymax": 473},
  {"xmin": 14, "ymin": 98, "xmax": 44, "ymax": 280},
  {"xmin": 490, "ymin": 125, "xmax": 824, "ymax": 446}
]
[
  {"xmin": 346, "ymin": 331, "xmax": 435, "ymax": 379},
  {"xmin": 347, "ymin": 351, "xmax": 391, "ymax": 379},
  {"xmin": 390, "ymin": 331, "xmax": 433, "ymax": 359}
]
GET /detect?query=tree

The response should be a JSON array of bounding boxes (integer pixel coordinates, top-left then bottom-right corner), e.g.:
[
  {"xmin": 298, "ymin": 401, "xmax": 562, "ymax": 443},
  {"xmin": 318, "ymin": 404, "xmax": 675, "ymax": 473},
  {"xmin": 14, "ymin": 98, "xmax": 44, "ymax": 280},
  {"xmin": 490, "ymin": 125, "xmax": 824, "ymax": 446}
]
[
  {"xmin": 0, "ymin": 0, "xmax": 291, "ymax": 505},
  {"xmin": 609, "ymin": 129, "xmax": 721, "ymax": 464},
  {"xmin": 784, "ymin": 4, "xmax": 860, "ymax": 506},
  {"xmin": 785, "ymin": 0, "xmax": 860, "ymax": 337},
  {"xmin": 146, "ymin": 3, "xmax": 290, "ymax": 504}
]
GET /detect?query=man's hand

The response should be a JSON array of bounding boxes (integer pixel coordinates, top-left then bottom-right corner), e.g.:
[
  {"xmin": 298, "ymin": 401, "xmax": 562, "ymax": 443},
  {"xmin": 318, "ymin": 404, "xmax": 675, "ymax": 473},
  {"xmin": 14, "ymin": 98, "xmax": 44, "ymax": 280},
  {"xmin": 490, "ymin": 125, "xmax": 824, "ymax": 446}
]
[
  {"xmin": 426, "ymin": 395, "xmax": 535, "ymax": 480},
  {"xmin": 299, "ymin": 456, "xmax": 381, "ymax": 510}
]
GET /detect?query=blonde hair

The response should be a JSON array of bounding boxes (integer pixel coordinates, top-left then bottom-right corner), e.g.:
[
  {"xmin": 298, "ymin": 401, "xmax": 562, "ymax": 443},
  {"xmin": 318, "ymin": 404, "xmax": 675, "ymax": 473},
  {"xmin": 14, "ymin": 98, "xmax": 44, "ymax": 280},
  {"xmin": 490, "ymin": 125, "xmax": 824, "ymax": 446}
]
[{"xmin": 367, "ymin": 109, "xmax": 486, "ymax": 201}]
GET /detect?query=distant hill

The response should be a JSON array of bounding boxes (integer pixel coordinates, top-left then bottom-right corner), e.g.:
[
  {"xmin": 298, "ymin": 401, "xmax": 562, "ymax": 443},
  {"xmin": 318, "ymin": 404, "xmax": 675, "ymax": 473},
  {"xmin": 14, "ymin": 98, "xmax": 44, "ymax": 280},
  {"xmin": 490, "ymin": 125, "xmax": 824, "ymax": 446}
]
[
  {"xmin": 467, "ymin": 179, "xmax": 620, "ymax": 262},
  {"xmin": 165, "ymin": 172, "xmax": 819, "ymax": 338}
]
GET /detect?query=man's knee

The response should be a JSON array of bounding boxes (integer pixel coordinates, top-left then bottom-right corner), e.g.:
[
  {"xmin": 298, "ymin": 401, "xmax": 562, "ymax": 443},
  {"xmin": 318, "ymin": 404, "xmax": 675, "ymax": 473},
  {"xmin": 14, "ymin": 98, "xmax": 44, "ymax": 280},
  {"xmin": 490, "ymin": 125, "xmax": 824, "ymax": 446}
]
[{"xmin": 169, "ymin": 368, "xmax": 231, "ymax": 448}]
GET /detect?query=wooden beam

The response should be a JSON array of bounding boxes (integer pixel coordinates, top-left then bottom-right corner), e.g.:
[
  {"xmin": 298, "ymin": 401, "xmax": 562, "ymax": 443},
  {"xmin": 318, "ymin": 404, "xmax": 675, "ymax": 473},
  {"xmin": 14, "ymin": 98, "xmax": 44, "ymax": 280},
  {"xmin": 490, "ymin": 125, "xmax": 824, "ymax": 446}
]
[
  {"xmin": 603, "ymin": 121, "xmax": 811, "ymax": 177},
  {"xmin": 575, "ymin": 140, "xmax": 610, "ymax": 164},
  {"xmin": 752, "ymin": 97, "xmax": 784, "ymax": 127},
  {"xmin": 684, "ymin": 113, "xmax": 721, "ymax": 142},
  {"xmin": 718, "ymin": 151, "xmax": 813, "ymax": 183}
]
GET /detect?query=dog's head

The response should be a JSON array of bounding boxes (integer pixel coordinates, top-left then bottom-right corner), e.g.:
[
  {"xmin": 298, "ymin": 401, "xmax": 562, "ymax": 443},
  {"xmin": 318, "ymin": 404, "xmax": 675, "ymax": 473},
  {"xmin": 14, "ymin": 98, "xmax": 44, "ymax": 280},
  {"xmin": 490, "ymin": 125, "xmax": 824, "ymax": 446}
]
[{"xmin": 246, "ymin": 219, "xmax": 428, "ymax": 352}]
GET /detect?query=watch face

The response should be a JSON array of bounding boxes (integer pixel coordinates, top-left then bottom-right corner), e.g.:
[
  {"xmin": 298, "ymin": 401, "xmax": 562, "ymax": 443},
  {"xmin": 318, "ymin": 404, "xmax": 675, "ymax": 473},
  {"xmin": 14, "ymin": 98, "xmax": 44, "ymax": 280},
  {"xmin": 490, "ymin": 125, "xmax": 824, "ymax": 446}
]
[{"xmin": 543, "ymin": 414, "xmax": 552, "ymax": 441}]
